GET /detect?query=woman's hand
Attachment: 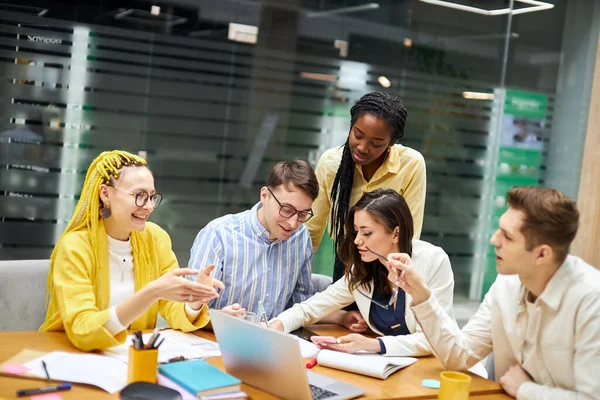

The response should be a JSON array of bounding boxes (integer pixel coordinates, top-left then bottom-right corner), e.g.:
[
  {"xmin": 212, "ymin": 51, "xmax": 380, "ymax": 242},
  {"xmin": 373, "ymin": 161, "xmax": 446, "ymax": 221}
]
[
  {"xmin": 188, "ymin": 265, "xmax": 225, "ymax": 310},
  {"xmin": 386, "ymin": 253, "xmax": 431, "ymax": 305},
  {"xmin": 337, "ymin": 311, "xmax": 368, "ymax": 333},
  {"xmin": 269, "ymin": 319, "xmax": 285, "ymax": 332},
  {"xmin": 317, "ymin": 333, "xmax": 380, "ymax": 353},
  {"xmin": 149, "ymin": 267, "xmax": 222, "ymax": 305}
]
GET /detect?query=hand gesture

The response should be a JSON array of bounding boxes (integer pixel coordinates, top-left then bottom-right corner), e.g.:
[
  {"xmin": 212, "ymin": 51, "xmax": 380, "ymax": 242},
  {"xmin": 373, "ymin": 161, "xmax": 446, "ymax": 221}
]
[
  {"xmin": 151, "ymin": 268, "xmax": 220, "ymax": 304},
  {"xmin": 386, "ymin": 253, "xmax": 431, "ymax": 305},
  {"xmin": 338, "ymin": 311, "xmax": 368, "ymax": 333},
  {"xmin": 317, "ymin": 333, "xmax": 380, "ymax": 353},
  {"xmin": 188, "ymin": 265, "xmax": 225, "ymax": 310}
]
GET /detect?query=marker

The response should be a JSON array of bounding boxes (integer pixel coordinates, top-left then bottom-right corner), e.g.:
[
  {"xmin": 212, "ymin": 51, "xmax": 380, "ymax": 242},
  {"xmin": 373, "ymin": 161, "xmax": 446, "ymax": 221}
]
[
  {"xmin": 16, "ymin": 383, "xmax": 72, "ymax": 397},
  {"xmin": 305, "ymin": 356, "xmax": 318, "ymax": 369}
]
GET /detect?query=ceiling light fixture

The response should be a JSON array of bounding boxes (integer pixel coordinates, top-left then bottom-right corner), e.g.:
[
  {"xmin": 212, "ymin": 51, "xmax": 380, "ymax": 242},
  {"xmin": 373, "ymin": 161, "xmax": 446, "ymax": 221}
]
[
  {"xmin": 306, "ymin": 3, "xmax": 379, "ymax": 18},
  {"xmin": 418, "ymin": 0, "xmax": 553, "ymax": 16},
  {"xmin": 378, "ymin": 76, "xmax": 391, "ymax": 88},
  {"xmin": 228, "ymin": 23, "xmax": 258, "ymax": 44},
  {"xmin": 463, "ymin": 91, "xmax": 495, "ymax": 100}
]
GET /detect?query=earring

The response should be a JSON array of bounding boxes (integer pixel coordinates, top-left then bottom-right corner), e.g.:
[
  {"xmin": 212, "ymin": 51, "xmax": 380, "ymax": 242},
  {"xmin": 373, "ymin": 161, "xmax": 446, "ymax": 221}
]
[{"xmin": 100, "ymin": 205, "xmax": 111, "ymax": 219}]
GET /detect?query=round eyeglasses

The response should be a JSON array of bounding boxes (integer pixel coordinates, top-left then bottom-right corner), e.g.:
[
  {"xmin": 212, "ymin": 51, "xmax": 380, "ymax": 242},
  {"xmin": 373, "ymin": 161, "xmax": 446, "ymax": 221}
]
[
  {"xmin": 110, "ymin": 186, "xmax": 163, "ymax": 209},
  {"xmin": 267, "ymin": 187, "xmax": 314, "ymax": 222}
]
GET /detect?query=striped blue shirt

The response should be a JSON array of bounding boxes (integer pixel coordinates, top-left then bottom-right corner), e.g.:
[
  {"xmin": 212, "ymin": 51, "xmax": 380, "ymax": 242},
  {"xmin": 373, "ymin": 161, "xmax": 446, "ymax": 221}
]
[{"xmin": 188, "ymin": 202, "xmax": 315, "ymax": 319}]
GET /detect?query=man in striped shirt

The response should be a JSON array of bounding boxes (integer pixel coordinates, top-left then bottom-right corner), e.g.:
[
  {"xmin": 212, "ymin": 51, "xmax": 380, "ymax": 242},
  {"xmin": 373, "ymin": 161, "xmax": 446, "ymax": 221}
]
[{"xmin": 188, "ymin": 160, "xmax": 319, "ymax": 319}]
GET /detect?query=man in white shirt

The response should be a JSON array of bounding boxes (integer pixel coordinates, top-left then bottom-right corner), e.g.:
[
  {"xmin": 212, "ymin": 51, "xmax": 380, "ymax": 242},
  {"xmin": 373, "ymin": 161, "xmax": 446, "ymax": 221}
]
[{"xmin": 387, "ymin": 186, "xmax": 600, "ymax": 399}]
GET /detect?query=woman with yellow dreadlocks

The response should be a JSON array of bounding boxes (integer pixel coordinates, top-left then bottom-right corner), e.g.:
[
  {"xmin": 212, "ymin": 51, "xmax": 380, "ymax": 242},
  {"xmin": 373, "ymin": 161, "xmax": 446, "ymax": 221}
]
[{"xmin": 40, "ymin": 150, "xmax": 224, "ymax": 351}]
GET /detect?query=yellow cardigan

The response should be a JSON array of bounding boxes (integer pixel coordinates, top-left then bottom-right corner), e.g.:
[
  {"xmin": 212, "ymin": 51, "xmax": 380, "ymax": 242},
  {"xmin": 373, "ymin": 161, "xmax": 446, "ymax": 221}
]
[
  {"xmin": 306, "ymin": 143, "xmax": 426, "ymax": 250},
  {"xmin": 40, "ymin": 221, "xmax": 210, "ymax": 351}
]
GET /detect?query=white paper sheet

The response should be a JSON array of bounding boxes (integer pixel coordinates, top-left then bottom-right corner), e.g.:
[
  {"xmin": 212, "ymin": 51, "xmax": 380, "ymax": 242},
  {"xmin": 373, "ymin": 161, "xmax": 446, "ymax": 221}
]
[
  {"xmin": 104, "ymin": 332, "xmax": 220, "ymax": 364},
  {"xmin": 23, "ymin": 351, "xmax": 128, "ymax": 394},
  {"xmin": 289, "ymin": 335, "xmax": 320, "ymax": 358},
  {"xmin": 158, "ymin": 329, "xmax": 221, "ymax": 357}
]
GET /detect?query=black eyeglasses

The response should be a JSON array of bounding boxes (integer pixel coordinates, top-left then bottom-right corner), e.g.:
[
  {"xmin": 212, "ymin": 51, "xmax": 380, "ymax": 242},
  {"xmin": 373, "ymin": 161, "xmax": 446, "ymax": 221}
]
[
  {"xmin": 267, "ymin": 188, "xmax": 314, "ymax": 223},
  {"xmin": 355, "ymin": 285, "xmax": 394, "ymax": 309},
  {"xmin": 111, "ymin": 186, "xmax": 163, "ymax": 209},
  {"xmin": 354, "ymin": 246, "xmax": 399, "ymax": 309}
]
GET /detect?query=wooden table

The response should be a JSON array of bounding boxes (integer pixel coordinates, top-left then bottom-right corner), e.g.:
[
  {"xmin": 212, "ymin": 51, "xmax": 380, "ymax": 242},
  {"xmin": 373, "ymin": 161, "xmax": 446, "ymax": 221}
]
[{"xmin": 0, "ymin": 327, "xmax": 505, "ymax": 399}]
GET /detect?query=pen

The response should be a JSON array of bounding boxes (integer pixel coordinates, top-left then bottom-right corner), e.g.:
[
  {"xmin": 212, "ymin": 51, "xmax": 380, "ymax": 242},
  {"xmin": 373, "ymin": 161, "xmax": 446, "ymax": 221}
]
[
  {"xmin": 146, "ymin": 328, "xmax": 159, "ymax": 349},
  {"xmin": 305, "ymin": 356, "xmax": 318, "ymax": 369},
  {"xmin": 16, "ymin": 383, "xmax": 72, "ymax": 397},
  {"xmin": 155, "ymin": 337, "xmax": 165, "ymax": 349},
  {"xmin": 258, "ymin": 301, "xmax": 269, "ymax": 327},
  {"xmin": 41, "ymin": 360, "xmax": 50, "ymax": 382}
]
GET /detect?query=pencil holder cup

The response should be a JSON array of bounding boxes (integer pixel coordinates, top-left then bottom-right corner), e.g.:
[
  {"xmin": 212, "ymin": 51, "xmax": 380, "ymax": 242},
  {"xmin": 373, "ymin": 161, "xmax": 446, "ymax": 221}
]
[{"xmin": 127, "ymin": 346, "xmax": 158, "ymax": 384}]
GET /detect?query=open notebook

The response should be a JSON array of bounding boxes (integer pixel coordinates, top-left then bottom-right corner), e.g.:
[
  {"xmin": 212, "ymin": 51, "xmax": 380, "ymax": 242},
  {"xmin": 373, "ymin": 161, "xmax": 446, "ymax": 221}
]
[{"xmin": 316, "ymin": 350, "xmax": 417, "ymax": 379}]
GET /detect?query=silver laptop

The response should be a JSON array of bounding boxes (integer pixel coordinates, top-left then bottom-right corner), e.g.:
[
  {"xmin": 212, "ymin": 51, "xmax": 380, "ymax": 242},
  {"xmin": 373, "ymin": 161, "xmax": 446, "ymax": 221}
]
[{"xmin": 209, "ymin": 310, "xmax": 366, "ymax": 400}]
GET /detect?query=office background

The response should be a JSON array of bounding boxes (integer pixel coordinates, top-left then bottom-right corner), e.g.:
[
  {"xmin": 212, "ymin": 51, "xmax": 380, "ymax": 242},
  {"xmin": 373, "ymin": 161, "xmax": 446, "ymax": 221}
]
[{"xmin": 1, "ymin": 0, "xmax": 598, "ymax": 301}]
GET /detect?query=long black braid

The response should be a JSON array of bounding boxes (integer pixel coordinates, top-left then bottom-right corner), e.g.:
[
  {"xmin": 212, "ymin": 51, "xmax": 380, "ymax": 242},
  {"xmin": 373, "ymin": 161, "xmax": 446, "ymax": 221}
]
[{"xmin": 330, "ymin": 92, "xmax": 408, "ymax": 282}]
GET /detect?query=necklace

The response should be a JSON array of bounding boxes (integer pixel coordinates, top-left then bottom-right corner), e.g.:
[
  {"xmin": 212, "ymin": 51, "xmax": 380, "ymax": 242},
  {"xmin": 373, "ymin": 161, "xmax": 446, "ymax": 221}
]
[{"xmin": 118, "ymin": 257, "xmax": 127, "ymax": 282}]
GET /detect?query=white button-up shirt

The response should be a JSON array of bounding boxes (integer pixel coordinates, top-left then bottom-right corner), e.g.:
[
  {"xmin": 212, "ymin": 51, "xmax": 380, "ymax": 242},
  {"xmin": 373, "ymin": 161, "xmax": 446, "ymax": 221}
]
[{"xmin": 412, "ymin": 255, "xmax": 600, "ymax": 399}]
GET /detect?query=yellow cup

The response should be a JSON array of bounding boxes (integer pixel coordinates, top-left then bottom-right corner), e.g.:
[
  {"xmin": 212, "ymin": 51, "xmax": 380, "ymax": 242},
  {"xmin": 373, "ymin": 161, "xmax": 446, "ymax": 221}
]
[
  {"xmin": 127, "ymin": 346, "xmax": 158, "ymax": 384},
  {"xmin": 437, "ymin": 371, "xmax": 472, "ymax": 400}
]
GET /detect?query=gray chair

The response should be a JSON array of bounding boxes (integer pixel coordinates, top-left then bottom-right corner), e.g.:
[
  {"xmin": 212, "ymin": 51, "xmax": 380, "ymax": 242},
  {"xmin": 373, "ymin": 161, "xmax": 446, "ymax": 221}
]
[
  {"xmin": 485, "ymin": 353, "xmax": 496, "ymax": 381},
  {"xmin": 0, "ymin": 259, "xmax": 50, "ymax": 331},
  {"xmin": 311, "ymin": 273, "xmax": 333, "ymax": 293}
]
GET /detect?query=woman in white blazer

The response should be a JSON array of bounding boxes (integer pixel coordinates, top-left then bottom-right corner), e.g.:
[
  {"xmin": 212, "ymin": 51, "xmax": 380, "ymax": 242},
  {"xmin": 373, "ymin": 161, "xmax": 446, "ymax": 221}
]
[{"xmin": 271, "ymin": 188, "xmax": 456, "ymax": 357}]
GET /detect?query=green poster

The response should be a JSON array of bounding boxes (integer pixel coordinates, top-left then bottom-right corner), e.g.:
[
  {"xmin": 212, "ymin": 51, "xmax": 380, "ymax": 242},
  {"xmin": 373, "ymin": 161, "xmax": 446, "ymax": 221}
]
[{"xmin": 481, "ymin": 89, "xmax": 547, "ymax": 297}]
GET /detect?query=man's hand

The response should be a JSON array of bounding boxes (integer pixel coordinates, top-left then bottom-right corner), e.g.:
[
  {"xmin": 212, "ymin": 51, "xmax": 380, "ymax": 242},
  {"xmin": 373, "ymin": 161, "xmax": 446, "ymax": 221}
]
[
  {"xmin": 499, "ymin": 364, "xmax": 533, "ymax": 397},
  {"xmin": 221, "ymin": 303, "xmax": 246, "ymax": 317},
  {"xmin": 386, "ymin": 253, "xmax": 431, "ymax": 306},
  {"xmin": 318, "ymin": 333, "xmax": 380, "ymax": 353},
  {"xmin": 338, "ymin": 311, "xmax": 368, "ymax": 333}
]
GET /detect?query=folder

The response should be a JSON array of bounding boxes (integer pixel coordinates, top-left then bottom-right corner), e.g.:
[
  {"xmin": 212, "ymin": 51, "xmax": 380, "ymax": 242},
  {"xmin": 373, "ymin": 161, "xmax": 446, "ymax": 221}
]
[{"xmin": 158, "ymin": 359, "xmax": 241, "ymax": 397}]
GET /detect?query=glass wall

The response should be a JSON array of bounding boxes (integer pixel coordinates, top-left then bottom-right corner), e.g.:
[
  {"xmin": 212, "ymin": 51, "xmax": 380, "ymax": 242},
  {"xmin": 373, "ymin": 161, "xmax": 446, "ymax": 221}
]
[{"xmin": 0, "ymin": 0, "xmax": 595, "ymax": 300}]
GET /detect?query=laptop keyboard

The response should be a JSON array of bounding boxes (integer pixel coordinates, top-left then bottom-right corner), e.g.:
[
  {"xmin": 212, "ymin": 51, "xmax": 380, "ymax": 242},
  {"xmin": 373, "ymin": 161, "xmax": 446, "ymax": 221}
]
[{"xmin": 309, "ymin": 384, "xmax": 338, "ymax": 400}]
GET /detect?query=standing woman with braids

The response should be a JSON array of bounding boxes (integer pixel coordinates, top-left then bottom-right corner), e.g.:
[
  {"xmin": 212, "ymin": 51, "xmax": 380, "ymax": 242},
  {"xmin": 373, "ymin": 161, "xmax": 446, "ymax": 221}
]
[
  {"xmin": 40, "ymin": 150, "xmax": 224, "ymax": 351},
  {"xmin": 307, "ymin": 92, "xmax": 426, "ymax": 285}
]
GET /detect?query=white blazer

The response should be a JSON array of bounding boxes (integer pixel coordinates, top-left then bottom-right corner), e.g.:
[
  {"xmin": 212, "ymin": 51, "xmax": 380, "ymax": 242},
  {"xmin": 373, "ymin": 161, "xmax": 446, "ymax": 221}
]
[{"xmin": 275, "ymin": 239, "xmax": 456, "ymax": 357}]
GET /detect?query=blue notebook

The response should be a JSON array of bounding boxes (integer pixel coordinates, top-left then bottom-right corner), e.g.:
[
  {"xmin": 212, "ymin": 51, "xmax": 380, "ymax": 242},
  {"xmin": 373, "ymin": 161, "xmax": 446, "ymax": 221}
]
[{"xmin": 158, "ymin": 360, "xmax": 241, "ymax": 396}]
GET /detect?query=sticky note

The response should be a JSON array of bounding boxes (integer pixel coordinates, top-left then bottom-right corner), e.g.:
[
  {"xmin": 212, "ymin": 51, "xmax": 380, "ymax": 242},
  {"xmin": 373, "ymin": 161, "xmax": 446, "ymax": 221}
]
[
  {"xmin": 31, "ymin": 393, "xmax": 63, "ymax": 400},
  {"xmin": 1, "ymin": 363, "xmax": 30, "ymax": 375},
  {"xmin": 422, "ymin": 379, "xmax": 440, "ymax": 389}
]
